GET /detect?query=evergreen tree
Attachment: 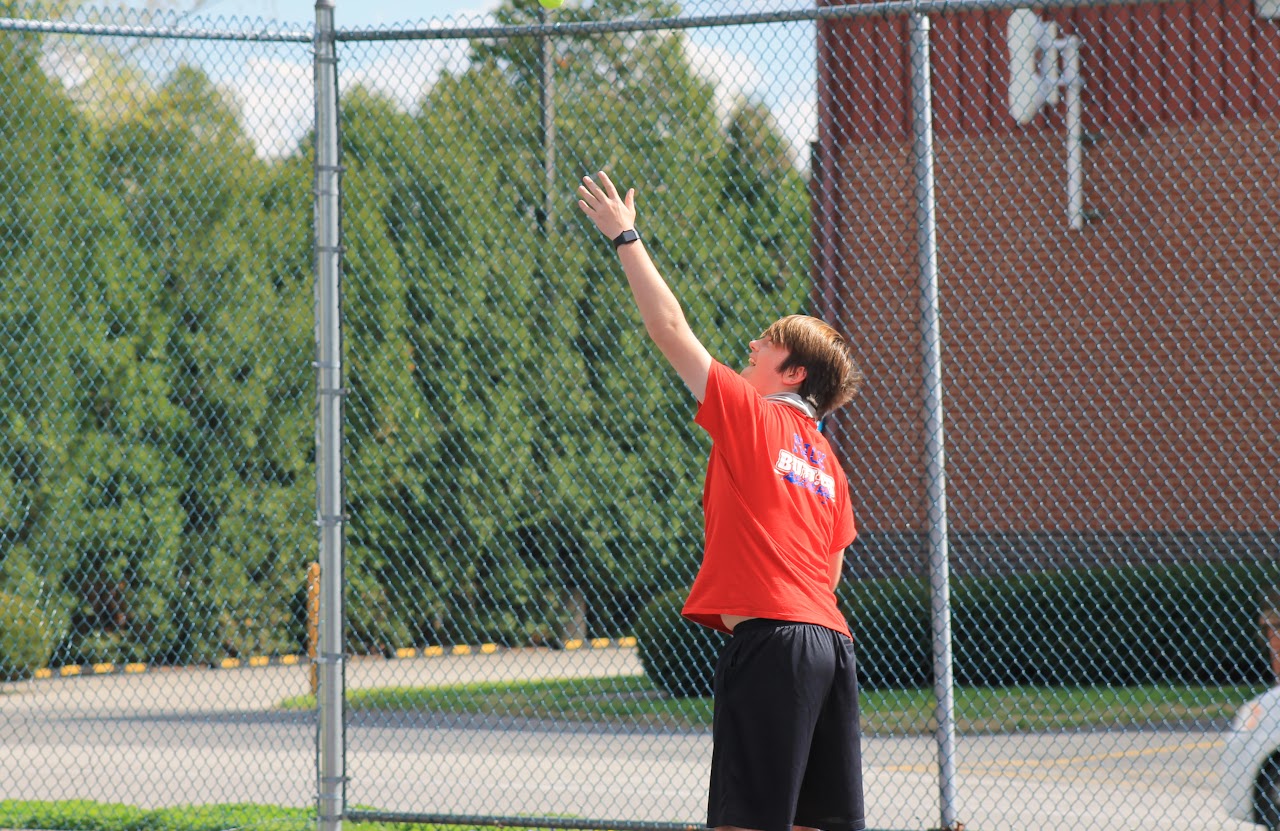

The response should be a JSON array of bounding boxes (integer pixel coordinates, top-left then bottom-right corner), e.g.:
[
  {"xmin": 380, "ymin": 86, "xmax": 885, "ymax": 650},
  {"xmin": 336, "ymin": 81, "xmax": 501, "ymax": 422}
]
[
  {"xmin": 0, "ymin": 5, "xmax": 813, "ymax": 659},
  {"xmin": 336, "ymin": 0, "xmax": 812, "ymax": 647},
  {"xmin": 0, "ymin": 32, "xmax": 185, "ymax": 662},
  {"xmin": 96, "ymin": 66, "xmax": 314, "ymax": 661}
]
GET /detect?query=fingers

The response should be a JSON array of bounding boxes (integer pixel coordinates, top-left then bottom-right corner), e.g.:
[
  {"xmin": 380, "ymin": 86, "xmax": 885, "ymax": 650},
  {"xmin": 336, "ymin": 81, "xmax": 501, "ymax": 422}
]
[
  {"xmin": 597, "ymin": 170, "xmax": 620, "ymax": 200},
  {"xmin": 576, "ymin": 176, "xmax": 603, "ymax": 211},
  {"xmin": 576, "ymin": 171, "xmax": 634, "ymax": 224},
  {"xmin": 577, "ymin": 172, "xmax": 623, "ymax": 205}
]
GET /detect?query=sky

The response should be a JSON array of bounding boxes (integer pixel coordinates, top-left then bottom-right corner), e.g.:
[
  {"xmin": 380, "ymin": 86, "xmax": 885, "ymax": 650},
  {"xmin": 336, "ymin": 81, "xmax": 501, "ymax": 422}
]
[
  {"xmin": 174, "ymin": 0, "xmax": 802, "ymax": 28},
  {"xmin": 197, "ymin": 0, "xmax": 498, "ymax": 28},
  {"xmin": 90, "ymin": 0, "xmax": 821, "ymax": 163}
]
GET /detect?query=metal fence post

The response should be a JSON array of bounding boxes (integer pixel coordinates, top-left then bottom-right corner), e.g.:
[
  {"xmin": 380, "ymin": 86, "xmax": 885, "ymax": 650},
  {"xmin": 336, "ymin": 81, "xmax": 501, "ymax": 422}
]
[
  {"xmin": 314, "ymin": 2, "xmax": 346, "ymax": 831},
  {"xmin": 538, "ymin": 5, "xmax": 556, "ymax": 237},
  {"xmin": 907, "ymin": 11, "xmax": 960, "ymax": 831}
]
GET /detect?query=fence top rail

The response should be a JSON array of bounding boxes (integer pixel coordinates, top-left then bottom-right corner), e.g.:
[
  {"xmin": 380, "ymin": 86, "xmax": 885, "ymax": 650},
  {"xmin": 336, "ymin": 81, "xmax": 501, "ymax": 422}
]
[
  {"xmin": 1, "ymin": 0, "xmax": 1190, "ymax": 42},
  {"xmin": 338, "ymin": 0, "xmax": 1188, "ymax": 41},
  {"xmin": 0, "ymin": 14, "xmax": 311, "ymax": 41}
]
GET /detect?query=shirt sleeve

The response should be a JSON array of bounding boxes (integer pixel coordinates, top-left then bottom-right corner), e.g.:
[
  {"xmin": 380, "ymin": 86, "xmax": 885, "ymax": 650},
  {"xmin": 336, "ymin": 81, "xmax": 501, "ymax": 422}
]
[
  {"xmin": 694, "ymin": 361, "xmax": 769, "ymax": 460},
  {"xmin": 834, "ymin": 478, "xmax": 857, "ymax": 551}
]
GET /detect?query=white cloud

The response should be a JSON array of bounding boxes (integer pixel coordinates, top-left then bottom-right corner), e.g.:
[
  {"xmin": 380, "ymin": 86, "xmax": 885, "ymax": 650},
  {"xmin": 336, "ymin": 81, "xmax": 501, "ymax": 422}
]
[
  {"xmin": 37, "ymin": 11, "xmax": 815, "ymax": 170},
  {"xmin": 222, "ymin": 32, "xmax": 476, "ymax": 158},
  {"xmin": 342, "ymin": 36, "xmax": 475, "ymax": 113},
  {"xmin": 40, "ymin": 41, "xmax": 94, "ymax": 90},
  {"xmin": 682, "ymin": 36, "xmax": 815, "ymax": 170},
  {"xmin": 227, "ymin": 56, "xmax": 314, "ymax": 158},
  {"xmin": 682, "ymin": 37, "xmax": 764, "ymax": 125},
  {"xmin": 770, "ymin": 93, "xmax": 817, "ymax": 170}
]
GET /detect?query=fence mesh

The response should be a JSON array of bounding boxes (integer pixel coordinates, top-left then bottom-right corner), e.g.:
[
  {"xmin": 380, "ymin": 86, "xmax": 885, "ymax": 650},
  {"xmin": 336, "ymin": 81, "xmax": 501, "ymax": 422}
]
[
  {"xmin": 1, "ymin": 1, "xmax": 1278, "ymax": 831},
  {"xmin": 0, "ymin": 6, "xmax": 318, "ymax": 820}
]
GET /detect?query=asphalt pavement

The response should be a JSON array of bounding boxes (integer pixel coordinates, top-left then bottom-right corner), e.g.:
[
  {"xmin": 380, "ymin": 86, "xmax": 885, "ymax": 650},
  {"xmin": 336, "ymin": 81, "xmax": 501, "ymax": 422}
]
[{"xmin": 0, "ymin": 647, "xmax": 1258, "ymax": 830}]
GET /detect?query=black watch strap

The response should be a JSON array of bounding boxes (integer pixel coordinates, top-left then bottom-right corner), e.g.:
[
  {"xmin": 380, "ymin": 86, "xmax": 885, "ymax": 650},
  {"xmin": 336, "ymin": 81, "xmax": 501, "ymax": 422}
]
[{"xmin": 612, "ymin": 229, "xmax": 640, "ymax": 249}]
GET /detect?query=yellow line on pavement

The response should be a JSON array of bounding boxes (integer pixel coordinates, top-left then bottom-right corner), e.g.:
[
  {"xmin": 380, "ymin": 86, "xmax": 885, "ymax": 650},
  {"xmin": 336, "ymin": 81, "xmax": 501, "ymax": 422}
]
[
  {"xmin": 965, "ymin": 739, "xmax": 1226, "ymax": 771},
  {"xmin": 30, "ymin": 635, "xmax": 636, "ymax": 682}
]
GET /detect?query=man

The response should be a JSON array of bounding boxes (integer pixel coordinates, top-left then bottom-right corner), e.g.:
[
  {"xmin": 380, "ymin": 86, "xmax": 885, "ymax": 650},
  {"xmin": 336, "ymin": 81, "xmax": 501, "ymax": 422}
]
[{"xmin": 577, "ymin": 171, "xmax": 866, "ymax": 831}]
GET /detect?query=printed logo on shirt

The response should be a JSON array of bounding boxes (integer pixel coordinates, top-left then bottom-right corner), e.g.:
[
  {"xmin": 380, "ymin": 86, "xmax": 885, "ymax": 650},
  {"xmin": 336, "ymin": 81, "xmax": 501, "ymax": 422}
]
[{"xmin": 775, "ymin": 434, "xmax": 836, "ymax": 503}]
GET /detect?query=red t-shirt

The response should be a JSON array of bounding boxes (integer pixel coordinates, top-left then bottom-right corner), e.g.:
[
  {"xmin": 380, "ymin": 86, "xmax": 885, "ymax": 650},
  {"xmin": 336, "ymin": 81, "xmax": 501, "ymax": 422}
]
[{"xmin": 681, "ymin": 361, "xmax": 857, "ymax": 636}]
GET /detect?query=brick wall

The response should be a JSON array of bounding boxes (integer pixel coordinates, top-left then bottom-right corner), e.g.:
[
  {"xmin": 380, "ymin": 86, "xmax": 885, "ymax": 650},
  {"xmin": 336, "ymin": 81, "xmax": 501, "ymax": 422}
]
[{"xmin": 818, "ymin": 117, "xmax": 1280, "ymax": 576}]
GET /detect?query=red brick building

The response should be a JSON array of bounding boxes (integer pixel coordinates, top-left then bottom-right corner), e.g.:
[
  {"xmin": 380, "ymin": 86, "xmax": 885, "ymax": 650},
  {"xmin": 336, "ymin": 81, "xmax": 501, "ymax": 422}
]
[{"xmin": 812, "ymin": 0, "xmax": 1280, "ymax": 577}]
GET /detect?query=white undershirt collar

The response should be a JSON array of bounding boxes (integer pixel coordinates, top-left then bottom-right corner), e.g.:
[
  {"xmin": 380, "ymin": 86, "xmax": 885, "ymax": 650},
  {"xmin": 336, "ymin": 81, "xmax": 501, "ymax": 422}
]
[{"xmin": 764, "ymin": 392, "xmax": 818, "ymax": 421}]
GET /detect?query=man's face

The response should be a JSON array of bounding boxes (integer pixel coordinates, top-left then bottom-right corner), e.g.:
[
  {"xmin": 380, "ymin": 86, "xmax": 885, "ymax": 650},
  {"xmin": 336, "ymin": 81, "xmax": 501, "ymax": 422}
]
[{"xmin": 740, "ymin": 337, "xmax": 801, "ymax": 395}]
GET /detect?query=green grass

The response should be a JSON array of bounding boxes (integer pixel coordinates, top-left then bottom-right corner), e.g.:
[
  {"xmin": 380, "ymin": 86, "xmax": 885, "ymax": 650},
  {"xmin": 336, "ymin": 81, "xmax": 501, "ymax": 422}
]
[
  {"xmin": 283, "ymin": 676, "xmax": 713, "ymax": 731},
  {"xmin": 0, "ymin": 802, "xmax": 314, "ymax": 831},
  {"xmin": 0, "ymin": 801, "xmax": 590, "ymax": 831},
  {"xmin": 278, "ymin": 675, "xmax": 1265, "ymax": 734}
]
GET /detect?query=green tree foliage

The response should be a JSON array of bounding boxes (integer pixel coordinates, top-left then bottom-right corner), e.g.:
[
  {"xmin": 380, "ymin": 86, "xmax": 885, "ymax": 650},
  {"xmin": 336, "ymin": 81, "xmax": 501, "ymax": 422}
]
[
  {"xmin": 0, "ymin": 32, "xmax": 185, "ymax": 663},
  {"xmin": 0, "ymin": 591, "xmax": 66, "ymax": 680},
  {"xmin": 94, "ymin": 66, "xmax": 314, "ymax": 662},
  {"xmin": 337, "ymin": 0, "xmax": 813, "ymax": 649},
  {"xmin": 633, "ymin": 588, "xmax": 726, "ymax": 698},
  {"xmin": 1, "ymin": 4, "xmax": 811, "ymax": 663},
  {"xmin": 1, "ymin": 35, "xmax": 312, "ymax": 664}
]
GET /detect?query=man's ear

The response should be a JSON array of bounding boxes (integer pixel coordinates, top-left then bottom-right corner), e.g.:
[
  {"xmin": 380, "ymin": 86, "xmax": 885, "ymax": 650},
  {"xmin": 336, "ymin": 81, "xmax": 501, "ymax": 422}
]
[{"xmin": 782, "ymin": 364, "xmax": 807, "ymax": 387}]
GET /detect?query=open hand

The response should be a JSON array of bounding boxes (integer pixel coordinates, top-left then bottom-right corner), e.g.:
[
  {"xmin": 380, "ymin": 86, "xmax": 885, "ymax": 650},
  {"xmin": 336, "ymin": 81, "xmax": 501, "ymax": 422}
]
[{"xmin": 577, "ymin": 171, "xmax": 636, "ymax": 240}]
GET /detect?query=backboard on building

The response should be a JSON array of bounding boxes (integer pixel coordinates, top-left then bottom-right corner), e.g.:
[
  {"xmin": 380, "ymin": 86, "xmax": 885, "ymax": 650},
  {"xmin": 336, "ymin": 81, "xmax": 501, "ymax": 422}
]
[{"xmin": 1007, "ymin": 8, "xmax": 1061, "ymax": 124}]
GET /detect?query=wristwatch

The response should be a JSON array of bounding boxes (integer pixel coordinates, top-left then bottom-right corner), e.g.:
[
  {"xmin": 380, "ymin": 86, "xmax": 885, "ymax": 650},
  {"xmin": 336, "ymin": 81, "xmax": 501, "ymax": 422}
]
[{"xmin": 612, "ymin": 229, "xmax": 641, "ymax": 249}]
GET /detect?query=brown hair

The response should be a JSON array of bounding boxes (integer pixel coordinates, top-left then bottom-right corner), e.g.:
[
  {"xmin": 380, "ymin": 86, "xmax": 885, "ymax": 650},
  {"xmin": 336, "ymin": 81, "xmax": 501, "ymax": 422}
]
[{"xmin": 761, "ymin": 315, "xmax": 864, "ymax": 416}]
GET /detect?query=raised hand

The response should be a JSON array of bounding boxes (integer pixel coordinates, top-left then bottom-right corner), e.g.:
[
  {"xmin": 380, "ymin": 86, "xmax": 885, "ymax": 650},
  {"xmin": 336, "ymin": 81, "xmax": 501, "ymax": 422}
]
[{"xmin": 576, "ymin": 171, "xmax": 636, "ymax": 241}]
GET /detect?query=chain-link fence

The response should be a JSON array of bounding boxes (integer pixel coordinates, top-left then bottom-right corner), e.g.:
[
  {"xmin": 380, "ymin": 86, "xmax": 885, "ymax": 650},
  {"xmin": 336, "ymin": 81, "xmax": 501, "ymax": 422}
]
[
  {"xmin": 1, "ymin": 1, "xmax": 1277, "ymax": 830},
  {"xmin": 0, "ymin": 5, "xmax": 320, "ymax": 823}
]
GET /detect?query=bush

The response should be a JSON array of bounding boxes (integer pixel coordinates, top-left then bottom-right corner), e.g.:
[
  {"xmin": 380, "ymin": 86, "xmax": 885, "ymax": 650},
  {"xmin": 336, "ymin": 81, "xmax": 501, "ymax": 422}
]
[
  {"xmin": 840, "ymin": 561, "xmax": 1280, "ymax": 689},
  {"xmin": 840, "ymin": 576, "xmax": 932, "ymax": 689},
  {"xmin": 632, "ymin": 589, "xmax": 727, "ymax": 698},
  {"xmin": 0, "ymin": 593, "xmax": 63, "ymax": 681}
]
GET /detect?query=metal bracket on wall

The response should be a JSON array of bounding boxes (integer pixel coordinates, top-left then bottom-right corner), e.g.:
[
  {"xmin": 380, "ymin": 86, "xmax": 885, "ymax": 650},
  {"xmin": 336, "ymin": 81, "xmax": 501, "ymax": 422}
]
[{"xmin": 1007, "ymin": 9, "xmax": 1088, "ymax": 230}]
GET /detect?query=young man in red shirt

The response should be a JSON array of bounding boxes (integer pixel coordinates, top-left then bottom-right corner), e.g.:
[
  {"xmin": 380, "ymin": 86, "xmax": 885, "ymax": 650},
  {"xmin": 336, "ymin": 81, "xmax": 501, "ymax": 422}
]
[{"xmin": 578, "ymin": 171, "xmax": 865, "ymax": 831}]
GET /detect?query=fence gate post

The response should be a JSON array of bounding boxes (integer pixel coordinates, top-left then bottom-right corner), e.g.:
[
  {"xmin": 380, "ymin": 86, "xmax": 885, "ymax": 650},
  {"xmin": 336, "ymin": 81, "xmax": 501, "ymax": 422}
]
[
  {"xmin": 907, "ymin": 11, "xmax": 960, "ymax": 831},
  {"xmin": 313, "ymin": 2, "xmax": 346, "ymax": 831}
]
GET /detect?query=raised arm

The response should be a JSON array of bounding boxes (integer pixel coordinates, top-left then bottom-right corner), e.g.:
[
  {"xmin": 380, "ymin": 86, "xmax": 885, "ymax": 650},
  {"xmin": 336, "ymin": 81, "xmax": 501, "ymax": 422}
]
[{"xmin": 577, "ymin": 171, "xmax": 712, "ymax": 401}]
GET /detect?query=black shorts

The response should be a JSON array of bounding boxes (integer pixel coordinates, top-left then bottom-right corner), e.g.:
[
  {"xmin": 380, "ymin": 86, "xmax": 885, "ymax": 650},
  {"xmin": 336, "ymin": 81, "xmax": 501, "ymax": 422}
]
[{"xmin": 708, "ymin": 618, "xmax": 864, "ymax": 831}]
